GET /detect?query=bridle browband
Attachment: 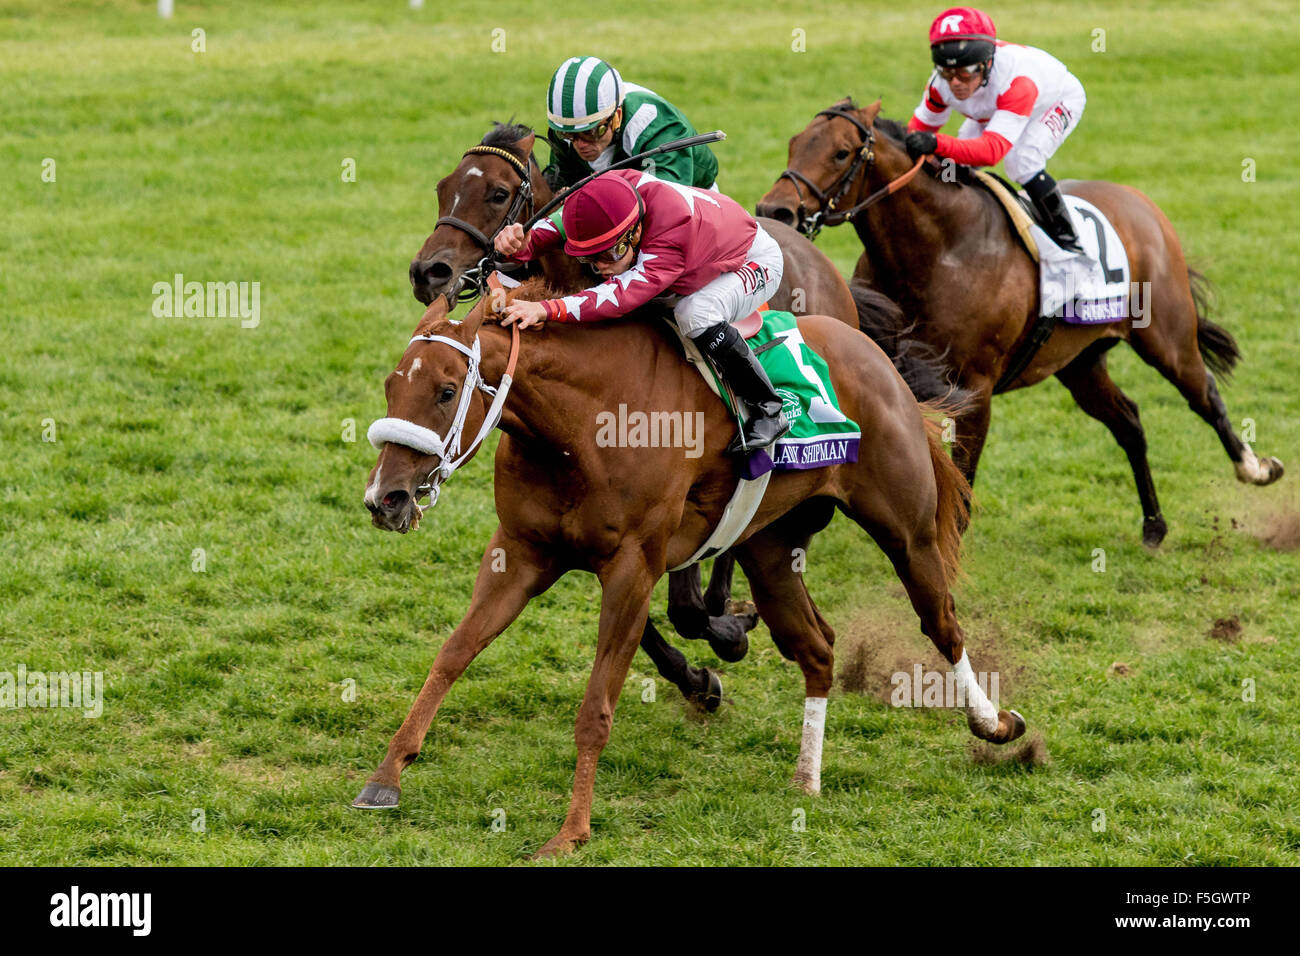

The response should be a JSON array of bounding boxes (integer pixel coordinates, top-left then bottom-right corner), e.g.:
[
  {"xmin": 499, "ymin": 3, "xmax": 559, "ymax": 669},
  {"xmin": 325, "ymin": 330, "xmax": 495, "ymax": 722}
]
[
  {"xmin": 434, "ymin": 144, "xmax": 536, "ymax": 304},
  {"xmin": 368, "ymin": 277, "xmax": 523, "ymax": 515},
  {"xmin": 776, "ymin": 106, "xmax": 924, "ymax": 241}
]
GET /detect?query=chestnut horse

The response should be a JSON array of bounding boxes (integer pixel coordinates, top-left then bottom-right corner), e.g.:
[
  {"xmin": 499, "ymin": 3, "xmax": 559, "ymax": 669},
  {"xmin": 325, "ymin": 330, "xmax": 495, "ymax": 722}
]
[
  {"xmin": 357, "ymin": 279, "xmax": 1021, "ymax": 856},
  {"xmin": 406, "ymin": 121, "xmax": 878, "ymax": 678},
  {"xmin": 758, "ymin": 100, "xmax": 1283, "ymax": 547}
]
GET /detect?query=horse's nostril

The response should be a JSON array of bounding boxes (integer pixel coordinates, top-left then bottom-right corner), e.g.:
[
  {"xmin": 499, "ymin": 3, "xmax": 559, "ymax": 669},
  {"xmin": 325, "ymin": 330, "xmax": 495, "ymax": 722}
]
[
  {"xmin": 381, "ymin": 490, "xmax": 409, "ymax": 514},
  {"xmin": 768, "ymin": 207, "xmax": 796, "ymax": 227},
  {"xmin": 427, "ymin": 261, "xmax": 453, "ymax": 282}
]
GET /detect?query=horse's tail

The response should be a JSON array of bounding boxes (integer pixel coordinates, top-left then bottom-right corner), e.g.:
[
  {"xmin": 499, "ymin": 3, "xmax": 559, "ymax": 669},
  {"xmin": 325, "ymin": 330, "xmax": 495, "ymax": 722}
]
[
  {"xmin": 919, "ymin": 401, "xmax": 972, "ymax": 587},
  {"xmin": 1190, "ymin": 268, "xmax": 1240, "ymax": 381},
  {"xmin": 852, "ymin": 280, "xmax": 973, "ymax": 407}
]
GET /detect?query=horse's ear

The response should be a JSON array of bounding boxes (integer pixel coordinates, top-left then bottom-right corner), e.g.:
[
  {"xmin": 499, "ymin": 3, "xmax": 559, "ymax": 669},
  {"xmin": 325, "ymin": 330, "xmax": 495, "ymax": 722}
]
[
  {"xmin": 513, "ymin": 131, "xmax": 536, "ymax": 155},
  {"xmin": 458, "ymin": 299, "xmax": 489, "ymax": 341},
  {"xmin": 413, "ymin": 294, "xmax": 451, "ymax": 336},
  {"xmin": 861, "ymin": 99, "xmax": 883, "ymax": 126}
]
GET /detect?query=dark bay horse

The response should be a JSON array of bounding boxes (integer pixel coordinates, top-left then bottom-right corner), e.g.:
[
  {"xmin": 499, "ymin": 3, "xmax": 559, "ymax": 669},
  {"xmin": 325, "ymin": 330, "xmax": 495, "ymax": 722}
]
[
  {"xmin": 757, "ymin": 100, "xmax": 1283, "ymax": 547},
  {"xmin": 406, "ymin": 121, "xmax": 878, "ymax": 672},
  {"xmin": 409, "ymin": 122, "xmax": 857, "ymax": 321},
  {"xmin": 357, "ymin": 280, "xmax": 1021, "ymax": 856}
]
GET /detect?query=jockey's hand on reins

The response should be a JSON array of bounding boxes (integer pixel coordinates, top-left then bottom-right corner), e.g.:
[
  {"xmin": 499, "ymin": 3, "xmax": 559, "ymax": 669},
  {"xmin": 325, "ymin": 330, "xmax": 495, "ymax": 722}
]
[
  {"xmin": 904, "ymin": 130, "xmax": 937, "ymax": 161},
  {"xmin": 494, "ymin": 223, "xmax": 527, "ymax": 257},
  {"xmin": 502, "ymin": 299, "xmax": 548, "ymax": 330}
]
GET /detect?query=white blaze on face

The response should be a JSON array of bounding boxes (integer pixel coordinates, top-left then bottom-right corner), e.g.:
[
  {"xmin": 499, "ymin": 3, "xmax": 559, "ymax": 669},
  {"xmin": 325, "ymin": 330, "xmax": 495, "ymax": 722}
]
[
  {"xmin": 364, "ymin": 461, "xmax": 384, "ymax": 508},
  {"xmin": 409, "ymin": 358, "xmax": 423, "ymax": 378}
]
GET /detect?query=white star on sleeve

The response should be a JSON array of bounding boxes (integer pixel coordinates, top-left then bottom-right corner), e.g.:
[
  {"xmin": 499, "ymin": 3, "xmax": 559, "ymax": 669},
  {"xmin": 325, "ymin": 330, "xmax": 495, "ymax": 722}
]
[
  {"xmin": 560, "ymin": 294, "xmax": 584, "ymax": 321},
  {"xmin": 615, "ymin": 252, "xmax": 657, "ymax": 290},
  {"xmin": 592, "ymin": 282, "xmax": 621, "ymax": 309}
]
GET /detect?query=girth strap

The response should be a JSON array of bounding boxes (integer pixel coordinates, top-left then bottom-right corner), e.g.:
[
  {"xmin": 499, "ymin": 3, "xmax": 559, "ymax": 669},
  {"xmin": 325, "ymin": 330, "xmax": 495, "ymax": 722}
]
[{"xmin": 993, "ymin": 312, "xmax": 1057, "ymax": 394}]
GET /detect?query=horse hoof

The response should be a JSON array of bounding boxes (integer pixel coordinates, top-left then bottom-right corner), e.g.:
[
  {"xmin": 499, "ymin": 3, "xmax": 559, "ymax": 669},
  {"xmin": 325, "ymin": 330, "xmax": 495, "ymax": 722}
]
[
  {"xmin": 690, "ymin": 669, "xmax": 723, "ymax": 713},
  {"xmin": 351, "ymin": 782, "xmax": 401, "ymax": 809},
  {"xmin": 706, "ymin": 615, "xmax": 750, "ymax": 662},
  {"xmin": 1142, "ymin": 516, "xmax": 1168, "ymax": 549},
  {"xmin": 532, "ymin": 831, "xmax": 588, "ymax": 860},
  {"xmin": 999, "ymin": 709, "xmax": 1027, "ymax": 743},
  {"xmin": 725, "ymin": 599, "xmax": 758, "ymax": 621},
  {"xmin": 791, "ymin": 772, "xmax": 821, "ymax": 796},
  {"xmin": 1263, "ymin": 457, "xmax": 1284, "ymax": 485}
]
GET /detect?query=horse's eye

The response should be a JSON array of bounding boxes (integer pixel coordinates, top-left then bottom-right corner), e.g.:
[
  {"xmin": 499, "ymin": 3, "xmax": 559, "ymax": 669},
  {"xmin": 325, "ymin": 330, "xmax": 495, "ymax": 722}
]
[
  {"xmin": 439, "ymin": 386, "xmax": 457, "ymax": 404},
  {"xmin": 835, "ymin": 149, "xmax": 851, "ymax": 162},
  {"xmin": 491, "ymin": 189, "xmax": 509, "ymax": 203}
]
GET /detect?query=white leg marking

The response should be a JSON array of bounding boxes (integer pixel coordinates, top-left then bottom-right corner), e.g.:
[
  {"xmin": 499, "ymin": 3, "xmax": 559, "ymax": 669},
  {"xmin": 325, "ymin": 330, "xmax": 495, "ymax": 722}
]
[
  {"xmin": 953, "ymin": 650, "xmax": 999, "ymax": 736},
  {"xmin": 1235, "ymin": 444, "xmax": 1267, "ymax": 483},
  {"xmin": 795, "ymin": 696, "xmax": 827, "ymax": 795}
]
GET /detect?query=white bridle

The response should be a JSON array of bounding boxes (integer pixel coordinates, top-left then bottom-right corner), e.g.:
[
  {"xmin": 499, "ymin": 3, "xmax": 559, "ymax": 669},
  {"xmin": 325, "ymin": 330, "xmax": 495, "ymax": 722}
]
[{"xmin": 367, "ymin": 332, "xmax": 514, "ymax": 512}]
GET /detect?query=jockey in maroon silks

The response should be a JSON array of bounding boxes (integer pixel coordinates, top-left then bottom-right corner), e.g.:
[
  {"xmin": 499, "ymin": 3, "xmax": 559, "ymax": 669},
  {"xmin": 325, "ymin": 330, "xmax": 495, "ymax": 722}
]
[
  {"xmin": 904, "ymin": 6, "xmax": 1088, "ymax": 252},
  {"xmin": 494, "ymin": 169, "xmax": 790, "ymax": 454}
]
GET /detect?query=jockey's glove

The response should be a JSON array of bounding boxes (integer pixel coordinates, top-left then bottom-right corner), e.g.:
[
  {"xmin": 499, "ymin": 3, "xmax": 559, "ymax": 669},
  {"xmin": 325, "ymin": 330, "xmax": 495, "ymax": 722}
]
[{"xmin": 904, "ymin": 130, "xmax": 938, "ymax": 161}]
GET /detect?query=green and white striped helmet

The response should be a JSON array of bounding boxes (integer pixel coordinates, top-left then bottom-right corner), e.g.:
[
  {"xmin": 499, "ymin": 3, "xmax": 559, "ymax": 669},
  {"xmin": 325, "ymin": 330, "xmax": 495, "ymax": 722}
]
[{"xmin": 546, "ymin": 56, "xmax": 625, "ymax": 134}]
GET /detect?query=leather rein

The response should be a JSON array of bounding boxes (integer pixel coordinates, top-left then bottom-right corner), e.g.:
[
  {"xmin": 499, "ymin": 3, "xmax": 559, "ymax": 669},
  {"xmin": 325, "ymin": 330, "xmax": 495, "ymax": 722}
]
[
  {"xmin": 434, "ymin": 145, "xmax": 536, "ymax": 305},
  {"xmin": 777, "ymin": 107, "xmax": 924, "ymax": 240}
]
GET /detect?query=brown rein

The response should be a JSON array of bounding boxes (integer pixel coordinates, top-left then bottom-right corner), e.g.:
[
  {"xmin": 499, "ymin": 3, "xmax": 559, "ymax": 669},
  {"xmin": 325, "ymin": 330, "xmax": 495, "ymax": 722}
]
[{"xmin": 822, "ymin": 155, "xmax": 925, "ymax": 228}]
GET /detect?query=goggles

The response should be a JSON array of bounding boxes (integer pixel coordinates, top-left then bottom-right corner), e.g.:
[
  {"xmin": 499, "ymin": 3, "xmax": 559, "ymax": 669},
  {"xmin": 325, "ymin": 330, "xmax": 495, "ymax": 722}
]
[
  {"xmin": 939, "ymin": 62, "xmax": 988, "ymax": 82},
  {"xmin": 561, "ymin": 118, "xmax": 615, "ymax": 143},
  {"xmin": 576, "ymin": 230, "xmax": 637, "ymax": 265}
]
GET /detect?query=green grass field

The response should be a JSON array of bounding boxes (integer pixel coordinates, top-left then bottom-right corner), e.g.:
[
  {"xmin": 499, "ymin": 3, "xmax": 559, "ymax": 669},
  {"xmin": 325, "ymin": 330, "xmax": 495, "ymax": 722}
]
[{"xmin": 2, "ymin": 0, "xmax": 1297, "ymax": 865}]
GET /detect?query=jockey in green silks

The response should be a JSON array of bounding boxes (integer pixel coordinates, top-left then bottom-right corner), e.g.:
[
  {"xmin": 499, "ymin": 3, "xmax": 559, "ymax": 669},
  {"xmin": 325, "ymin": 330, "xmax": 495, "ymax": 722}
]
[{"xmin": 543, "ymin": 55, "xmax": 720, "ymax": 192}]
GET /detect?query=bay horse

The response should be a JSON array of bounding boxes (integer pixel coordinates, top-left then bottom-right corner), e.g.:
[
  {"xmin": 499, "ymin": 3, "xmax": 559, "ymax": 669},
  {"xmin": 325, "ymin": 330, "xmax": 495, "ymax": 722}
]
[
  {"xmin": 757, "ymin": 100, "xmax": 1283, "ymax": 547},
  {"xmin": 357, "ymin": 279, "xmax": 1021, "ymax": 857},
  {"xmin": 406, "ymin": 121, "xmax": 896, "ymax": 681}
]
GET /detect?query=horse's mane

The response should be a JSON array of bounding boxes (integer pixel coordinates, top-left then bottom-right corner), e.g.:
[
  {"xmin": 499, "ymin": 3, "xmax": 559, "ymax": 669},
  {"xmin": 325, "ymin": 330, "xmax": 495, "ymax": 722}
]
[{"xmin": 481, "ymin": 120, "xmax": 535, "ymax": 164}]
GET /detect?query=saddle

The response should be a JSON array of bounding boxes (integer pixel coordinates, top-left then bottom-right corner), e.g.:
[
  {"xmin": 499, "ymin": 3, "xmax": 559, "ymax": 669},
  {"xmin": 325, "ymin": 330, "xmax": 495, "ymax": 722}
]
[{"xmin": 968, "ymin": 169, "xmax": 1040, "ymax": 263}]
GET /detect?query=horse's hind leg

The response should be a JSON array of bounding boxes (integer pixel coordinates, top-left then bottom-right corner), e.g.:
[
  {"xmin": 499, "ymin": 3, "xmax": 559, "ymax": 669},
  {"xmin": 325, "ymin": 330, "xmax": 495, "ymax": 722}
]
[
  {"xmin": 843, "ymin": 480, "xmax": 1025, "ymax": 746},
  {"xmin": 666, "ymin": 565, "xmax": 754, "ymax": 663},
  {"xmin": 1130, "ymin": 280, "xmax": 1283, "ymax": 487},
  {"xmin": 1055, "ymin": 340, "xmax": 1168, "ymax": 547},
  {"xmin": 639, "ymin": 620, "xmax": 723, "ymax": 712}
]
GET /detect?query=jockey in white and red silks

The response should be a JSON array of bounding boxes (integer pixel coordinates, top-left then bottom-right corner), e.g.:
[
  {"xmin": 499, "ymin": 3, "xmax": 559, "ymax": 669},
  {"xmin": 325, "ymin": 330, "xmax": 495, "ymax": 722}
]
[{"xmin": 904, "ymin": 6, "xmax": 1088, "ymax": 252}]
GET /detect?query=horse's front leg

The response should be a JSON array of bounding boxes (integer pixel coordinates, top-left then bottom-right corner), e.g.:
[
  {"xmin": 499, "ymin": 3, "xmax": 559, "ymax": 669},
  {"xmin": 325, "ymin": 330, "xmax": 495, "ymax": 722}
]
[
  {"xmin": 352, "ymin": 526, "xmax": 560, "ymax": 809},
  {"xmin": 535, "ymin": 552, "xmax": 657, "ymax": 858}
]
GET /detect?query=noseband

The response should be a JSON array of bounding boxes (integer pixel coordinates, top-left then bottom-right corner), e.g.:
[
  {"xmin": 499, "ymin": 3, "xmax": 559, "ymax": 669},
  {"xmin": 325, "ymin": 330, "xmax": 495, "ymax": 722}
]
[
  {"xmin": 434, "ymin": 145, "xmax": 536, "ymax": 304},
  {"xmin": 777, "ymin": 108, "xmax": 925, "ymax": 241},
  {"xmin": 777, "ymin": 107, "xmax": 875, "ymax": 241},
  {"xmin": 368, "ymin": 309, "xmax": 522, "ymax": 514}
]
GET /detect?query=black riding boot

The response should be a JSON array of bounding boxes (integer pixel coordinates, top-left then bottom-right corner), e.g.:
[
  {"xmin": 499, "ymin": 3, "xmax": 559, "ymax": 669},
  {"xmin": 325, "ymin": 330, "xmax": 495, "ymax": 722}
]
[
  {"xmin": 1023, "ymin": 170, "xmax": 1083, "ymax": 253},
  {"xmin": 693, "ymin": 321, "xmax": 790, "ymax": 455}
]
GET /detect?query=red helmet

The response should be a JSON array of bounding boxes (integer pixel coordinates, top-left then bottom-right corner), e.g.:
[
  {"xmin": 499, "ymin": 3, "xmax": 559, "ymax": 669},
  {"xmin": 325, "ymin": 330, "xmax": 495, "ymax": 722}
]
[
  {"xmin": 929, "ymin": 7, "xmax": 996, "ymax": 68},
  {"xmin": 562, "ymin": 174, "xmax": 644, "ymax": 257}
]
